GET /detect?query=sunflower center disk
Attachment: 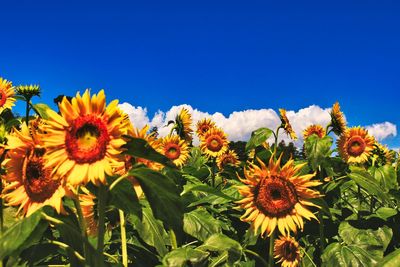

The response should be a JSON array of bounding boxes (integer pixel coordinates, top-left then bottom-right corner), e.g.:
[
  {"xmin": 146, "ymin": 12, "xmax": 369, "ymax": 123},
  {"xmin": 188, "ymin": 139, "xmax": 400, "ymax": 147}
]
[
  {"xmin": 282, "ymin": 242, "xmax": 298, "ymax": 261},
  {"xmin": 207, "ymin": 137, "xmax": 223, "ymax": 152},
  {"xmin": 23, "ymin": 152, "xmax": 59, "ymax": 202},
  {"xmin": 165, "ymin": 144, "xmax": 181, "ymax": 160},
  {"xmin": 66, "ymin": 115, "xmax": 110, "ymax": 164},
  {"xmin": 347, "ymin": 136, "xmax": 366, "ymax": 157},
  {"xmin": 0, "ymin": 90, "xmax": 7, "ymax": 107},
  {"xmin": 255, "ymin": 176, "xmax": 298, "ymax": 217}
]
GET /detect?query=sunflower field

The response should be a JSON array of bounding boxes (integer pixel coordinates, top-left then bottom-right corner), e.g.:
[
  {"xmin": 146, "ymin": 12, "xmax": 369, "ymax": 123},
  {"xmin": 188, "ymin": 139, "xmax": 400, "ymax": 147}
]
[{"xmin": 1, "ymin": 77, "xmax": 400, "ymax": 267}]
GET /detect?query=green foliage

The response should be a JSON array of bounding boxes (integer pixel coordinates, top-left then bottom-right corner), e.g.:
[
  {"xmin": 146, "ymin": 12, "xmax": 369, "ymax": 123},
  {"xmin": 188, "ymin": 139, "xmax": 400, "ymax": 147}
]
[{"xmin": 245, "ymin": 127, "xmax": 273, "ymax": 152}]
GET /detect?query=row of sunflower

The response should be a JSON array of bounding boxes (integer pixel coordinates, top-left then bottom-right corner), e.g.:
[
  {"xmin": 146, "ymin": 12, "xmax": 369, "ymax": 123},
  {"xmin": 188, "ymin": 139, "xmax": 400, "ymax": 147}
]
[{"xmin": 0, "ymin": 76, "xmax": 399, "ymax": 267}]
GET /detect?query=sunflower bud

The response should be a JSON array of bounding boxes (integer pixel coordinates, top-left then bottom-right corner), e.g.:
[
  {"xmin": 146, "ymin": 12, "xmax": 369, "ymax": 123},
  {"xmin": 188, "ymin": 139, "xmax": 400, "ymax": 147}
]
[{"xmin": 16, "ymin": 84, "xmax": 41, "ymax": 100}]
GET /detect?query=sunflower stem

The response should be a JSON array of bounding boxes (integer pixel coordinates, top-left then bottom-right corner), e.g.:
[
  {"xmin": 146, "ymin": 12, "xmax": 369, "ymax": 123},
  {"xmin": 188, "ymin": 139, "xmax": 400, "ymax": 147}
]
[
  {"xmin": 244, "ymin": 249, "xmax": 268, "ymax": 267},
  {"xmin": 268, "ymin": 230, "xmax": 275, "ymax": 267},
  {"xmin": 25, "ymin": 98, "xmax": 31, "ymax": 126},
  {"xmin": 274, "ymin": 127, "xmax": 280, "ymax": 155},
  {"xmin": 318, "ymin": 211, "xmax": 325, "ymax": 251},
  {"xmin": 119, "ymin": 209, "xmax": 128, "ymax": 267},
  {"xmin": 97, "ymin": 184, "xmax": 108, "ymax": 263},
  {"xmin": 211, "ymin": 157, "xmax": 217, "ymax": 187},
  {"xmin": 72, "ymin": 192, "xmax": 89, "ymax": 261}
]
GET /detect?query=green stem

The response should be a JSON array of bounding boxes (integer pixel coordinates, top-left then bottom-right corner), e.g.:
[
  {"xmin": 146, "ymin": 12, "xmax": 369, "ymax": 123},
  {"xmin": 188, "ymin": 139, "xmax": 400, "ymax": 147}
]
[
  {"xmin": 244, "ymin": 249, "xmax": 268, "ymax": 267},
  {"xmin": 169, "ymin": 229, "xmax": 178, "ymax": 250},
  {"xmin": 268, "ymin": 230, "xmax": 275, "ymax": 267},
  {"xmin": 119, "ymin": 210, "xmax": 128, "ymax": 267},
  {"xmin": 97, "ymin": 184, "xmax": 108, "ymax": 263},
  {"xmin": 72, "ymin": 192, "xmax": 89, "ymax": 260},
  {"xmin": 300, "ymin": 247, "xmax": 317, "ymax": 267},
  {"xmin": 109, "ymin": 173, "xmax": 129, "ymax": 191},
  {"xmin": 25, "ymin": 99, "xmax": 31, "ymax": 126},
  {"xmin": 211, "ymin": 157, "xmax": 217, "ymax": 187},
  {"xmin": 48, "ymin": 240, "xmax": 85, "ymax": 261},
  {"xmin": 274, "ymin": 127, "xmax": 280, "ymax": 154},
  {"xmin": 357, "ymin": 185, "xmax": 362, "ymax": 221},
  {"xmin": 318, "ymin": 211, "xmax": 325, "ymax": 251}
]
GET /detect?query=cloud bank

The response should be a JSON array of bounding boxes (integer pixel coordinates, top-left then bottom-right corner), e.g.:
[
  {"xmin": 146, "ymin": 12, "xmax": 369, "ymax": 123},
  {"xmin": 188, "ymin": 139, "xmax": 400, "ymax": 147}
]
[{"xmin": 118, "ymin": 103, "xmax": 397, "ymax": 146}]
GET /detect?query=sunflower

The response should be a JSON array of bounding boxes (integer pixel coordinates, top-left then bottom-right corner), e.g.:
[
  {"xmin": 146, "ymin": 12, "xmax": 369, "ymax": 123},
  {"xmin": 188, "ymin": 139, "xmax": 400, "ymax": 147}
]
[
  {"xmin": 80, "ymin": 190, "xmax": 98, "ymax": 236},
  {"xmin": 200, "ymin": 127, "xmax": 229, "ymax": 158},
  {"xmin": 330, "ymin": 102, "xmax": 346, "ymax": 135},
  {"xmin": 274, "ymin": 236, "xmax": 301, "ymax": 267},
  {"xmin": 337, "ymin": 127, "xmax": 375, "ymax": 164},
  {"xmin": 303, "ymin": 124, "xmax": 326, "ymax": 139},
  {"xmin": 237, "ymin": 154, "xmax": 321, "ymax": 237},
  {"xmin": 174, "ymin": 108, "xmax": 193, "ymax": 142},
  {"xmin": 196, "ymin": 118, "xmax": 216, "ymax": 137},
  {"xmin": 216, "ymin": 150, "xmax": 239, "ymax": 170},
  {"xmin": 371, "ymin": 143, "xmax": 393, "ymax": 166},
  {"xmin": 0, "ymin": 77, "xmax": 16, "ymax": 113},
  {"xmin": 41, "ymin": 89, "xmax": 131, "ymax": 186},
  {"xmin": 157, "ymin": 135, "xmax": 189, "ymax": 167},
  {"xmin": 279, "ymin": 109, "xmax": 297, "ymax": 140},
  {"xmin": 1, "ymin": 121, "xmax": 67, "ymax": 217}
]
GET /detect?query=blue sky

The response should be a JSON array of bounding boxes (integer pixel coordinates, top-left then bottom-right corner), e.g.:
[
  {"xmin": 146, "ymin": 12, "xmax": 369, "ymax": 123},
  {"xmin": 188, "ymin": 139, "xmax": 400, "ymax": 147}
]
[{"xmin": 1, "ymin": 1, "xmax": 399, "ymax": 147}]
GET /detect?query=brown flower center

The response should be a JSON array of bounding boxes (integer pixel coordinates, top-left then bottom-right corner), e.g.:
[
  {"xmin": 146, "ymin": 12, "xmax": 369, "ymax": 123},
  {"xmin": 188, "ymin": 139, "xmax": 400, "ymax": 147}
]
[
  {"xmin": 347, "ymin": 135, "xmax": 366, "ymax": 157},
  {"xmin": 65, "ymin": 115, "xmax": 110, "ymax": 163},
  {"xmin": 164, "ymin": 143, "xmax": 181, "ymax": 160},
  {"xmin": 206, "ymin": 136, "xmax": 223, "ymax": 152},
  {"xmin": 0, "ymin": 89, "xmax": 7, "ymax": 107},
  {"xmin": 282, "ymin": 241, "xmax": 298, "ymax": 261},
  {"xmin": 23, "ymin": 148, "xmax": 59, "ymax": 202},
  {"xmin": 255, "ymin": 176, "xmax": 298, "ymax": 217}
]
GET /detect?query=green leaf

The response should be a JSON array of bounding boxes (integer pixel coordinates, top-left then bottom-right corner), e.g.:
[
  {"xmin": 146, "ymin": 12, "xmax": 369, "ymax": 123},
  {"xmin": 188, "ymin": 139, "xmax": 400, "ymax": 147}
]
[
  {"xmin": 0, "ymin": 209, "xmax": 48, "ymax": 260},
  {"xmin": 162, "ymin": 247, "xmax": 209, "ymax": 267},
  {"xmin": 32, "ymin": 103, "xmax": 52, "ymax": 119},
  {"xmin": 183, "ymin": 208, "xmax": 222, "ymax": 241},
  {"xmin": 183, "ymin": 184, "xmax": 238, "ymax": 202},
  {"xmin": 129, "ymin": 167, "xmax": 184, "ymax": 237},
  {"xmin": 186, "ymin": 147, "xmax": 208, "ymax": 170},
  {"xmin": 108, "ymin": 175, "xmax": 142, "ymax": 218},
  {"xmin": 123, "ymin": 136, "xmax": 175, "ymax": 168},
  {"xmin": 322, "ymin": 242, "xmax": 379, "ymax": 267},
  {"xmin": 245, "ymin": 128, "xmax": 273, "ymax": 152},
  {"xmin": 130, "ymin": 207, "xmax": 170, "ymax": 257},
  {"xmin": 348, "ymin": 167, "xmax": 393, "ymax": 205},
  {"xmin": 380, "ymin": 249, "xmax": 400, "ymax": 267},
  {"xmin": 369, "ymin": 165, "xmax": 398, "ymax": 191},
  {"xmin": 304, "ymin": 135, "xmax": 333, "ymax": 170},
  {"xmin": 188, "ymin": 185, "xmax": 240, "ymax": 207},
  {"xmin": 375, "ymin": 207, "xmax": 398, "ymax": 221},
  {"xmin": 198, "ymin": 234, "xmax": 242, "ymax": 265}
]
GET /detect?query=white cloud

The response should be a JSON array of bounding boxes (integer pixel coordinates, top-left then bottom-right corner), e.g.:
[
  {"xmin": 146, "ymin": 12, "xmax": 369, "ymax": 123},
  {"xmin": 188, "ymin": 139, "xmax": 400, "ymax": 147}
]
[
  {"xmin": 119, "ymin": 102, "xmax": 396, "ymax": 146},
  {"xmin": 366, "ymin": 122, "xmax": 397, "ymax": 141}
]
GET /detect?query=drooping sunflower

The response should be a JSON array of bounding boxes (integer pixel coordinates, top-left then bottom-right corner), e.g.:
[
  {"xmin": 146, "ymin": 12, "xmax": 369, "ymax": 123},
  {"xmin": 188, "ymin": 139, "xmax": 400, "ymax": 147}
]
[
  {"xmin": 337, "ymin": 127, "xmax": 375, "ymax": 164},
  {"xmin": 41, "ymin": 89, "xmax": 131, "ymax": 186},
  {"xmin": 330, "ymin": 102, "xmax": 346, "ymax": 135},
  {"xmin": 0, "ymin": 77, "xmax": 16, "ymax": 113},
  {"xmin": 200, "ymin": 127, "xmax": 229, "ymax": 158},
  {"xmin": 303, "ymin": 124, "xmax": 326, "ymax": 139},
  {"xmin": 174, "ymin": 108, "xmax": 193, "ymax": 142},
  {"xmin": 2, "ymin": 120, "xmax": 67, "ymax": 217},
  {"xmin": 371, "ymin": 143, "xmax": 394, "ymax": 166},
  {"xmin": 157, "ymin": 135, "xmax": 189, "ymax": 167},
  {"xmin": 274, "ymin": 236, "xmax": 301, "ymax": 267},
  {"xmin": 237, "ymin": 154, "xmax": 321, "ymax": 237},
  {"xmin": 196, "ymin": 118, "xmax": 216, "ymax": 137},
  {"xmin": 80, "ymin": 190, "xmax": 98, "ymax": 236},
  {"xmin": 216, "ymin": 150, "xmax": 239, "ymax": 170},
  {"xmin": 279, "ymin": 109, "xmax": 297, "ymax": 140}
]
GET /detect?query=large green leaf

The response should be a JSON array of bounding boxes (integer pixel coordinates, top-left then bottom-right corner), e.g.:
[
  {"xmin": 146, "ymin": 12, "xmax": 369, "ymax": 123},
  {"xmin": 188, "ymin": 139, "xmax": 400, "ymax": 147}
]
[
  {"xmin": 198, "ymin": 234, "xmax": 242, "ymax": 265},
  {"xmin": 123, "ymin": 136, "xmax": 175, "ymax": 168},
  {"xmin": 130, "ymin": 207, "xmax": 170, "ymax": 257},
  {"xmin": 245, "ymin": 128, "xmax": 273, "ymax": 152},
  {"xmin": 369, "ymin": 165, "xmax": 398, "ymax": 191},
  {"xmin": 186, "ymin": 147, "xmax": 208, "ymax": 170},
  {"xmin": 0, "ymin": 209, "xmax": 48, "ymax": 260},
  {"xmin": 183, "ymin": 208, "xmax": 222, "ymax": 241},
  {"xmin": 348, "ymin": 167, "xmax": 393, "ymax": 205},
  {"xmin": 162, "ymin": 247, "xmax": 209, "ymax": 267},
  {"xmin": 32, "ymin": 103, "xmax": 52, "ymax": 119},
  {"xmin": 129, "ymin": 167, "xmax": 184, "ymax": 237},
  {"xmin": 380, "ymin": 249, "xmax": 400, "ymax": 267},
  {"xmin": 108, "ymin": 175, "xmax": 142, "ymax": 218},
  {"xmin": 322, "ymin": 222, "xmax": 392, "ymax": 266},
  {"xmin": 304, "ymin": 135, "xmax": 333, "ymax": 170}
]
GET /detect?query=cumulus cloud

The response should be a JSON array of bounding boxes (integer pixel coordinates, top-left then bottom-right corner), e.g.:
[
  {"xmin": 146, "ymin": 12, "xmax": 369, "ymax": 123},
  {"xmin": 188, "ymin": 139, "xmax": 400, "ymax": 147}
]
[
  {"xmin": 366, "ymin": 122, "xmax": 397, "ymax": 141},
  {"xmin": 118, "ymin": 102, "xmax": 396, "ymax": 146}
]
